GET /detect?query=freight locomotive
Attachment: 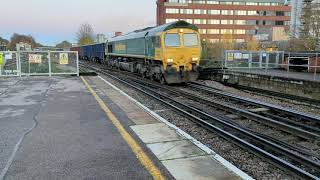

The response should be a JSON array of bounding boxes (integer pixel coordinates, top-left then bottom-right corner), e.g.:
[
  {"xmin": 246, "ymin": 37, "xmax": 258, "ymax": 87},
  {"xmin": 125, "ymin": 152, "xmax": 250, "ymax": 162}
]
[{"xmin": 73, "ymin": 21, "xmax": 202, "ymax": 84}]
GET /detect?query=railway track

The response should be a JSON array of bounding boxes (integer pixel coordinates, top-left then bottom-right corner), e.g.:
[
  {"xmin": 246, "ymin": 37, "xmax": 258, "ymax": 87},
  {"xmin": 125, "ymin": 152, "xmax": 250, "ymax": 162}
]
[
  {"xmin": 188, "ymin": 82, "xmax": 320, "ymax": 130},
  {"xmin": 221, "ymin": 83, "xmax": 320, "ymax": 107},
  {"xmin": 80, "ymin": 62, "xmax": 320, "ymax": 179}
]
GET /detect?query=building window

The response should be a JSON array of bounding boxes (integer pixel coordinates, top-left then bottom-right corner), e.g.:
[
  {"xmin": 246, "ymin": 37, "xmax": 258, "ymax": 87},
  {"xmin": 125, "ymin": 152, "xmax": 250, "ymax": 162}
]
[
  {"xmin": 221, "ymin": 29, "xmax": 233, "ymax": 34},
  {"xmin": 221, "ymin": 20, "xmax": 233, "ymax": 25},
  {"xmin": 199, "ymin": 29, "xmax": 207, "ymax": 34},
  {"xmin": 259, "ymin": 2, "xmax": 270, "ymax": 6},
  {"xmin": 208, "ymin": 10, "xmax": 220, "ymax": 15},
  {"xmin": 194, "ymin": 19, "xmax": 207, "ymax": 24},
  {"xmin": 220, "ymin": 1, "xmax": 233, "ymax": 5},
  {"xmin": 194, "ymin": 9, "xmax": 207, "ymax": 14},
  {"xmin": 221, "ymin": 10, "xmax": 233, "ymax": 15},
  {"xmin": 233, "ymin": 2, "xmax": 246, "ymax": 5},
  {"xmin": 265, "ymin": 21, "xmax": 273, "ymax": 25},
  {"xmin": 208, "ymin": 29, "xmax": 220, "ymax": 34},
  {"xmin": 276, "ymin": 11, "xmax": 285, "ymax": 16},
  {"xmin": 247, "ymin": 30, "xmax": 256, "ymax": 35},
  {"xmin": 166, "ymin": 8, "xmax": 179, "ymax": 14},
  {"xmin": 209, "ymin": 39, "xmax": 220, "ymax": 43},
  {"xmin": 234, "ymin": 20, "xmax": 246, "ymax": 25},
  {"xmin": 166, "ymin": 19, "xmax": 178, "ymax": 23},
  {"xmin": 235, "ymin": 10, "xmax": 246, "ymax": 15},
  {"xmin": 180, "ymin": 19, "xmax": 193, "ymax": 24},
  {"xmin": 246, "ymin": 2, "xmax": 258, "ymax": 5},
  {"xmin": 275, "ymin": 21, "xmax": 284, "ymax": 25},
  {"xmin": 208, "ymin": 19, "xmax": 220, "ymax": 24},
  {"xmin": 180, "ymin": 9, "xmax": 193, "ymax": 14},
  {"xmin": 234, "ymin": 29, "xmax": 246, "ymax": 34},
  {"xmin": 207, "ymin": 0, "xmax": 219, "ymax": 4},
  {"xmin": 168, "ymin": 0, "xmax": 179, "ymax": 3},
  {"xmin": 247, "ymin": 11, "xmax": 258, "ymax": 15},
  {"xmin": 193, "ymin": 0, "xmax": 205, "ymax": 4},
  {"xmin": 235, "ymin": 39, "xmax": 245, "ymax": 43},
  {"xmin": 179, "ymin": 0, "xmax": 192, "ymax": 3}
]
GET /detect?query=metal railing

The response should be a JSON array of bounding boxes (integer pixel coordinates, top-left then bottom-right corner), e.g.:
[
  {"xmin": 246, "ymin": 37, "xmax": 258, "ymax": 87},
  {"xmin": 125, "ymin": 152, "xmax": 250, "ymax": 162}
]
[
  {"xmin": 223, "ymin": 51, "xmax": 320, "ymax": 81},
  {"xmin": 0, "ymin": 51, "xmax": 79, "ymax": 77}
]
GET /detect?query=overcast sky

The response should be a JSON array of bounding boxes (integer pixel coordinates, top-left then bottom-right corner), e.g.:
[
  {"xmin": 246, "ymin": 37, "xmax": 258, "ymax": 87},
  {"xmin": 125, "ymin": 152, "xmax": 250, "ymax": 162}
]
[{"xmin": 0, "ymin": 0, "xmax": 156, "ymax": 45}]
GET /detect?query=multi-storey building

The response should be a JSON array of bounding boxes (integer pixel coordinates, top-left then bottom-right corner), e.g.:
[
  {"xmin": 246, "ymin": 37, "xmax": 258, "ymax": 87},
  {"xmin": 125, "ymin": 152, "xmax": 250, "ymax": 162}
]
[{"xmin": 157, "ymin": 0, "xmax": 291, "ymax": 42}]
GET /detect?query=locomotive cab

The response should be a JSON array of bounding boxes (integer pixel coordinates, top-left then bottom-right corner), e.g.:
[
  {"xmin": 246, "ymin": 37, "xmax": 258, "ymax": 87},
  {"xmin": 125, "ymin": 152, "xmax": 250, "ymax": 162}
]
[{"xmin": 159, "ymin": 28, "xmax": 201, "ymax": 84}]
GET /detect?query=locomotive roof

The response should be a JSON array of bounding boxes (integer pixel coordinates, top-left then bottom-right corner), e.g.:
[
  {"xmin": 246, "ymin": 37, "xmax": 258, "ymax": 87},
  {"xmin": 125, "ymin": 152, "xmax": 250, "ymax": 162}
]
[{"xmin": 108, "ymin": 21, "xmax": 198, "ymax": 42}]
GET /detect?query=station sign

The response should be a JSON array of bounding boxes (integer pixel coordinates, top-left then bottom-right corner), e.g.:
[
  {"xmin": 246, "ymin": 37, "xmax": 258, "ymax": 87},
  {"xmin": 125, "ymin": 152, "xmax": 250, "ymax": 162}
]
[
  {"xmin": 5, "ymin": 53, "xmax": 12, "ymax": 60},
  {"xmin": 227, "ymin": 53, "xmax": 234, "ymax": 61},
  {"xmin": 0, "ymin": 52, "xmax": 3, "ymax": 65},
  {"xmin": 242, "ymin": 54, "xmax": 249, "ymax": 59},
  {"xmin": 29, "ymin": 54, "xmax": 42, "ymax": 64},
  {"xmin": 234, "ymin": 53, "xmax": 242, "ymax": 59},
  {"xmin": 59, "ymin": 53, "xmax": 69, "ymax": 65}
]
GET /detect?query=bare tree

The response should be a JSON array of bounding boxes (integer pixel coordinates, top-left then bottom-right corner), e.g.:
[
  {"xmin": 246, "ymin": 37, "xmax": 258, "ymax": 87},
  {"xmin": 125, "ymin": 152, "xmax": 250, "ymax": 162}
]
[
  {"xmin": 8, "ymin": 33, "xmax": 37, "ymax": 50},
  {"xmin": 76, "ymin": 23, "xmax": 95, "ymax": 45},
  {"xmin": 309, "ymin": 5, "xmax": 320, "ymax": 42},
  {"xmin": 301, "ymin": 2, "xmax": 320, "ymax": 45}
]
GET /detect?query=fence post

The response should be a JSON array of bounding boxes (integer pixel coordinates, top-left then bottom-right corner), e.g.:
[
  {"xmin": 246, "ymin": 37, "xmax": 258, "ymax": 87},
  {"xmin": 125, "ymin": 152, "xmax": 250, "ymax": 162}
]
[
  {"xmin": 224, "ymin": 50, "xmax": 228, "ymax": 68},
  {"xmin": 265, "ymin": 52, "xmax": 269, "ymax": 74},
  {"xmin": 18, "ymin": 52, "xmax": 21, "ymax": 77},
  {"xmin": 48, "ymin": 51, "xmax": 52, "ymax": 77},
  {"xmin": 315, "ymin": 53, "xmax": 318, "ymax": 81},
  {"xmin": 287, "ymin": 52, "xmax": 290, "ymax": 78},
  {"xmin": 259, "ymin": 51, "xmax": 262, "ymax": 68},
  {"xmin": 276, "ymin": 52, "xmax": 279, "ymax": 68},
  {"xmin": 28, "ymin": 53, "xmax": 31, "ymax": 76},
  {"xmin": 0, "ymin": 51, "xmax": 2, "ymax": 76},
  {"xmin": 76, "ymin": 51, "xmax": 79, "ymax": 76}
]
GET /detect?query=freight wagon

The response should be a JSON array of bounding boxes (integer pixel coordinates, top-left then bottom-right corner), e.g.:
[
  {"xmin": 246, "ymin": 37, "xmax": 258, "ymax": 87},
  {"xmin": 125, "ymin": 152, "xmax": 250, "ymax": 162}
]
[{"xmin": 79, "ymin": 43, "xmax": 105, "ymax": 63}]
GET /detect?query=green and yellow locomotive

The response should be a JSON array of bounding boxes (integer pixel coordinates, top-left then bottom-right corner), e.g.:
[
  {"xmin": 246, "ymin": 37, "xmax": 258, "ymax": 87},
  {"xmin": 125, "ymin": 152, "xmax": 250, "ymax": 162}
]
[{"xmin": 106, "ymin": 21, "xmax": 201, "ymax": 84}]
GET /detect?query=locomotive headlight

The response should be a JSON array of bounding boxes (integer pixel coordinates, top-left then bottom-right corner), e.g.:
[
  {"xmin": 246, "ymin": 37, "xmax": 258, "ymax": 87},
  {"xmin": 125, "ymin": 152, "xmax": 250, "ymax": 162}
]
[
  {"xmin": 192, "ymin": 57, "xmax": 199, "ymax": 61},
  {"xmin": 167, "ymin": 59, "xmax": 174, "ymax": 63}
]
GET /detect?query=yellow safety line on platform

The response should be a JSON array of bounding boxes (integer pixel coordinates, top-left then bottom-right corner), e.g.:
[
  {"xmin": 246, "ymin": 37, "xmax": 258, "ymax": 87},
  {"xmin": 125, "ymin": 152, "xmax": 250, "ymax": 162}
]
[{"xmin": 81, "ymin": 76, "xmax": 165, "ymax": 180}]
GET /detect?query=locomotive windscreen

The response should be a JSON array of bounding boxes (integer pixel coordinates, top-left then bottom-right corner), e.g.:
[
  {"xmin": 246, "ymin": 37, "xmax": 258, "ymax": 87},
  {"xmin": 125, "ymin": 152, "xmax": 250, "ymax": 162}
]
[
  {"xmin": 183, "ymin": 33, "xmax": 198, "ymax": 47},
  {"xmin": 165, "ymin": 34, "xmax": 180, "ymax": 47}
]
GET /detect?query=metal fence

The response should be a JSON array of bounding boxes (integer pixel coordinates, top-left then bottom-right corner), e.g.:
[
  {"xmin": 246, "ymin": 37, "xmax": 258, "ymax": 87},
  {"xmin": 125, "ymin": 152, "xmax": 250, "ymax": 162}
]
[
  {"xmin": 0, "ymin": 51, "xmax": 79, "ymax": 77},
  {"xmin": 224, "ymin": 50, "xmax": 285, "ymax": 69},
  {"xmin": 223, "ymin": 50, "xmax": 320, "ymax": 81}
]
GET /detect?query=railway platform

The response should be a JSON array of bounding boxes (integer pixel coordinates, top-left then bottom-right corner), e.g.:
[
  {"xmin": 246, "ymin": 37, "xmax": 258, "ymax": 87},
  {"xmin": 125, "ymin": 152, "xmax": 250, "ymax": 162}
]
[
  {"xmin": 224, "ymin": 69, "xmax": 320, "ymax": 82},
  {"xmin": 0, "ymin": 76, "xmax": 249, "ymax": 180},
  {"xmin": 201, "ymin": 68, "xmax": 320, "ymax": 101}
]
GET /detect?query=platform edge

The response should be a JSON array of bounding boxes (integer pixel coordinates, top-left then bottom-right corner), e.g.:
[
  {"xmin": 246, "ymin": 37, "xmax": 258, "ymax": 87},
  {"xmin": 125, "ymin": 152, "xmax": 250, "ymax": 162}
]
[{"xmin": 98, "ymin": 76, "xmax": 254, "ymax": 180}]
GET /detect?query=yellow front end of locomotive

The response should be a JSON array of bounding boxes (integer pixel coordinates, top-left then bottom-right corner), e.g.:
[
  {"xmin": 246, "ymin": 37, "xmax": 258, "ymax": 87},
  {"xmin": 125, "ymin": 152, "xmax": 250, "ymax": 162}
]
[{"xmin": 154, "ymin": 28, "xmax": 201, "ymax": 83}]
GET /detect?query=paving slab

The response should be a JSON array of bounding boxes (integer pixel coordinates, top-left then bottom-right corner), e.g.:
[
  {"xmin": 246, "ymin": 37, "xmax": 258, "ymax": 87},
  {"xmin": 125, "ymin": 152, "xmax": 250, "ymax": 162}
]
[
  {"xmin": 162, "ymin": 156, "xmax": 240, "ymax": 180},
  {"xmin": 126, "ymin": 112, "xmax": 158, "ymax": 125},
  {"xmin": 147, "ymin": 140, "xmax": 206, "ymax": 161},
  {"xmin": 131, "ymin": 123, "xmax": 186, "ymax": 144}
]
